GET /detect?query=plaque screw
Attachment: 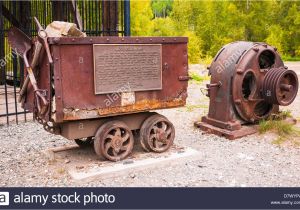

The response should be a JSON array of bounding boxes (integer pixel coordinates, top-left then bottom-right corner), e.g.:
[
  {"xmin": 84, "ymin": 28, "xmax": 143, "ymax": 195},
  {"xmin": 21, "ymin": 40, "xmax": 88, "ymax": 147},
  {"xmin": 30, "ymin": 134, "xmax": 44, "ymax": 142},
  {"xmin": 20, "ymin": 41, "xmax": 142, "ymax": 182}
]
[
  {"xmin": 57, "ymin": 96, "xmax": 61, "ymax": 99},
  {"xmin": 89, "ymin": 39, "xmax": 93, "ymax": 42},
  {"xmin": 174, "ymin": 38, "xmax": 177, "ymax": 41},
  {"xmin": 72, "ymin": 38, "xmax": 75, "ymax": 42},
  {"xmin": 136, "ymin": 38, "xmax": 139, "ymax": 41},
  {"xmin": 150, "ymin": 38, "xmax": 153, "ymax": 41},
  {"xmin": 162, "ymin": 38, "xmax": 165, "ymax": 41},
  {"xmin": 55, "ymin": 58, "xmax": 59, "ymax": 61},
  {"xmin": 106, "ymin": 38, "xmax": 109, "ymax": 41},
  {"xmin": 122, "ymin": 38, "xmax": 124, "ymax": 41}
]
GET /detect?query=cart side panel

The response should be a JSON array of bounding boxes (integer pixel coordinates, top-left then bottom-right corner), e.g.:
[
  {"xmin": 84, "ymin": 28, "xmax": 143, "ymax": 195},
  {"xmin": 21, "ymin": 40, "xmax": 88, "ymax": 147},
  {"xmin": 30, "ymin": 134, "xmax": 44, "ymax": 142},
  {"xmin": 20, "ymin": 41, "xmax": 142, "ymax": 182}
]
[{"xmin": 52, "ymin": 39, "xmax": 188, "ymax": 122}]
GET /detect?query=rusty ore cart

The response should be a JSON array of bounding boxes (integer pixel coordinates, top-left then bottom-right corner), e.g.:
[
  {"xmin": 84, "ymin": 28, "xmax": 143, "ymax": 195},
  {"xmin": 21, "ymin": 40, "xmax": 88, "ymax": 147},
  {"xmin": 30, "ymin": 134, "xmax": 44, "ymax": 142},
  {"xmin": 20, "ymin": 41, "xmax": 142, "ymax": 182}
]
[{"xmin": 22, "ymin": 36, "xmax": 189, "ymax": 161}]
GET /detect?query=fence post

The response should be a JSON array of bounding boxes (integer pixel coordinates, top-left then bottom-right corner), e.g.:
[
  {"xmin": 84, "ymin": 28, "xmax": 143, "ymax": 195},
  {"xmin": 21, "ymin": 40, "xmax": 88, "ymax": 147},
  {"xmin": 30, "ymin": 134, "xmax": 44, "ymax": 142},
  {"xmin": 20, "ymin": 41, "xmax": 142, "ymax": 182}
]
[
  {"xmin": 102, "ymin": 1, "xmax": 118, "ymax": 36},
  {"xmin": 0, "ymin": 1, "xmax": 4, "ymax": 85},
  {"xmin": 124, "ymin": 0, "xmax": 130, "ymax": 36}
]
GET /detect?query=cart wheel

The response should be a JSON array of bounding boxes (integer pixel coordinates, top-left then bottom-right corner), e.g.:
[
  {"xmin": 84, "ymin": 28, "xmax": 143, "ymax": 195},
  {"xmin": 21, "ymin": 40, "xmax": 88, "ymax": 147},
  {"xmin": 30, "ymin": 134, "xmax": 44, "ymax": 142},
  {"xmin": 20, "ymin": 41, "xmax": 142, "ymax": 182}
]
[
  {"xmin": 140, "ymin": 114, "xmax": 175, "ymax": 153},
  {"xmin": 75, "ymin": 137, "xmax": 94, "ymax": 147},
  {"xmin": 94, "ymin": 120, "xmax": 134, "ymax": 161}
]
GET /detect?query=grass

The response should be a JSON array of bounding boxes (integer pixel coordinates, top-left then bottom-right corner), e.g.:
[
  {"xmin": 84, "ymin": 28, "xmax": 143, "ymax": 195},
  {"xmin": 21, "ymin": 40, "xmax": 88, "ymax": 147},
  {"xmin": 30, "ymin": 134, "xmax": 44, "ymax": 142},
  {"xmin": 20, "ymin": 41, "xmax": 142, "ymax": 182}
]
[
  {"xmin": 186, "ymin": 104, "xmax": 208, "ymax": 112},
  {"xmin": 282, "ymin": 55, "xmax": 300, "ymax": 61},
  {"xmin": 258, "ymin": 110, "xmax": 300, "ymax": 145},
  {"xmin": 189, "ymin": 71, "xmax": 210, "ymax": 84},
  {"xmin": 199, "ymin": 55, "xmax": 213, "ymax": 66}
]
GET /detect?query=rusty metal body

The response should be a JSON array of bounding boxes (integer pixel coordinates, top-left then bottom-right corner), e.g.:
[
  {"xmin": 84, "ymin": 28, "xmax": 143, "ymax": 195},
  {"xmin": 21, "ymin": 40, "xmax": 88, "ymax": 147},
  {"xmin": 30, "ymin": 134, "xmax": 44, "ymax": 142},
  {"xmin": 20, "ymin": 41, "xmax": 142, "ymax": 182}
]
[
  {"xmin": 195, "ymin": 41, "xmax": 298, "ymax": 139},
  {"xmin": 23, "ymin": 36, "xmax": 188, "ymax": 123},
  {"xmin": 19, "ymin": 36, "xmax": 188, "ymax": 160}
]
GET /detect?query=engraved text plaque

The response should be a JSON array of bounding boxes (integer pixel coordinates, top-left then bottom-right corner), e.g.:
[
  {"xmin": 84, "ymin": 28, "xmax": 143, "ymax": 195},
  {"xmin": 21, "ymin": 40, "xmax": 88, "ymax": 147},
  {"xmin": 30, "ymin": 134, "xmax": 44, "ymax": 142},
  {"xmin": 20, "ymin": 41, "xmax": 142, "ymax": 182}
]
[{"xmin": 93, "ymin": 44, "xmax": 162, "ymax": 94}]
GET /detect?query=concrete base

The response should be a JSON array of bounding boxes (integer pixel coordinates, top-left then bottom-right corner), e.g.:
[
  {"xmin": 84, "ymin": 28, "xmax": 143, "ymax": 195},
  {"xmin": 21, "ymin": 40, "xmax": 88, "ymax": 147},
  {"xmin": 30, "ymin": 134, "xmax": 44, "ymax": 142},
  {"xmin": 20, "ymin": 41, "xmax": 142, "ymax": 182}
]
[{"xmin": 42, "ymin": 144, "xmax": 199, "ymax": 181}]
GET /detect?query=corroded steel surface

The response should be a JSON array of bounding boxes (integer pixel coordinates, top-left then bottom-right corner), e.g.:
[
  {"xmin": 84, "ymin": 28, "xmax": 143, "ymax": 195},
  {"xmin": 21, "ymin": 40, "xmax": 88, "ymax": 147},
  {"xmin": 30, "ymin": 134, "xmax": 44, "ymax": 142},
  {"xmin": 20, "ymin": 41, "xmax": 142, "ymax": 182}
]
[
  {"xmin": 23, "ymin": 36, "xmax": 188, "ymax": 123},
  {"xmin": 94, "ymin": 120, "xmax": 134, "ymax": 161},
  {"xmin": 139, "ymin": 113, "xmax": 175, "ymax": 153},
  {"xmin": 262, "ymin": 67, "xmax": 298, "ymax": 106},
  {"xmin": 197, "ymin": 41, "xmax": 298, "ymax": 139}
]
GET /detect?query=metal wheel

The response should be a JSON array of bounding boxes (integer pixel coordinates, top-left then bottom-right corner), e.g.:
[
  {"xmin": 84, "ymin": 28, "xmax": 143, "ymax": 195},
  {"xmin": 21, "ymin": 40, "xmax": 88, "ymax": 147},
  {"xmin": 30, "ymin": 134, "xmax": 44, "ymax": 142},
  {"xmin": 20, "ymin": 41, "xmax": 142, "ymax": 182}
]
[
  {"xmin": 140, "ymin": 114, "xmax": 175, "ymax": 153},
  {"xmin": 74, "ymin": 137, "xmax": 94, "ymax": 147},
  {"xmin": 94, "ymin": 120, "xmax": 134, "ymax": 161}
]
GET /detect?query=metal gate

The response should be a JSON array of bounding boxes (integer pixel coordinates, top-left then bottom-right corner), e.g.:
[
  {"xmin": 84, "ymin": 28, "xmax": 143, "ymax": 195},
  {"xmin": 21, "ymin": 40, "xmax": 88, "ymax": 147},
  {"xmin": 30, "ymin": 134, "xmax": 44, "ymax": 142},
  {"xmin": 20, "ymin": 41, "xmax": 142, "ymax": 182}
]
[{"xmin": 0, "ymin": 0, "xmax": 130, "ymax": 125}]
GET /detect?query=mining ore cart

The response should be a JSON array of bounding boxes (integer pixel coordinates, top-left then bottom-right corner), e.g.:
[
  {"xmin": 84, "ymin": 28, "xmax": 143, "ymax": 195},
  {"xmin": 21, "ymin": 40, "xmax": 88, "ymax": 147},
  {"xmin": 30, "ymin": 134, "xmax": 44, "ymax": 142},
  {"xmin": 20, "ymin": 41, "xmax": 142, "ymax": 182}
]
[{"xmin": 8, "ymin": 22, "xmax": 189, "ymax": 161}]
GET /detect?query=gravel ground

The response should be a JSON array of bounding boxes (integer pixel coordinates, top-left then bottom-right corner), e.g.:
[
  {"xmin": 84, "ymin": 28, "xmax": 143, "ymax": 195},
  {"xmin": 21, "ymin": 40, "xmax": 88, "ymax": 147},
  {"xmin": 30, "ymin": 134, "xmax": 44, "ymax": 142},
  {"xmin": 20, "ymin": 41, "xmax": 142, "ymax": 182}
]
[{"xmin": 1, "ymin": 63, "xmax": 300, "ymax": 187}]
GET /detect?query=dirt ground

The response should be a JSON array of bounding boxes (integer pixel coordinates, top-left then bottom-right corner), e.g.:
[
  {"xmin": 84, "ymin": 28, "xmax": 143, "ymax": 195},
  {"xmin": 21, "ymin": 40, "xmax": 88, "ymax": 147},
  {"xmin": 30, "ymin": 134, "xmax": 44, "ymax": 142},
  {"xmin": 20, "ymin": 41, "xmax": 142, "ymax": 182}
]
[{"xmin": 0, "ymin": 62, "xmax": 300, "ymax": 187}]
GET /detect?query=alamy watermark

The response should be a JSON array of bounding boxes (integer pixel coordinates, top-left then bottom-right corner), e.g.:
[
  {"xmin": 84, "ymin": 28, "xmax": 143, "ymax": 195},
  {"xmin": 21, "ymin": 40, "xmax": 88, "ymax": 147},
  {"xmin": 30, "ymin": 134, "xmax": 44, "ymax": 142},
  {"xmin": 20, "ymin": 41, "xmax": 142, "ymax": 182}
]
[
  {"xmin": 215, "ymin": 49, "xmax": 244, "ymax": 74},
  {"xmin": 104, "ymin": 82, "xmax": 132, "ymax": 107},
  {"xmin": 0, "ymin": 48, "xmax": 22, "ymax": 69}
]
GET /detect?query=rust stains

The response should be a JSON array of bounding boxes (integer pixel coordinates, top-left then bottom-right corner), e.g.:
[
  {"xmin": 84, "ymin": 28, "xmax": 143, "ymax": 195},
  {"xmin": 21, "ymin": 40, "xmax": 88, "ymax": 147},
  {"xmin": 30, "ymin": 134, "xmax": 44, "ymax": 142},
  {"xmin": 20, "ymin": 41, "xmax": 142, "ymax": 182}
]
[{"xmin": 63, "ymin": 98, "xmax": 185, "ymax": 121}]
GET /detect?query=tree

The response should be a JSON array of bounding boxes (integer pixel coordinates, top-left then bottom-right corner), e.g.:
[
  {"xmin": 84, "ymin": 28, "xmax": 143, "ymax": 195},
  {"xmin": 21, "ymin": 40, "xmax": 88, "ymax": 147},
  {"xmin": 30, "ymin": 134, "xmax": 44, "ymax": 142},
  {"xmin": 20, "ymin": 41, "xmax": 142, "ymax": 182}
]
[{"xmin": 130, "ymin": 0, "xmax": 154, "ymax": 36}]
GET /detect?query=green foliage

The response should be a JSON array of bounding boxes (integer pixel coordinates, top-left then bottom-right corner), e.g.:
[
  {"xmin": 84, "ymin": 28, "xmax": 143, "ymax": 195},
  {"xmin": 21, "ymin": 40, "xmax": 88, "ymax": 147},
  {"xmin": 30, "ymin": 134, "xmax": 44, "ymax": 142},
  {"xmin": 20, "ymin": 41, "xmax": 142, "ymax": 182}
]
[
  {"xmin": 151, "ymin": 17, "xmax": 176, "ymax": 36},
  {"xmin": 130, "ymin": 0, "xmax": 154, "ymax": 36},
  {"xmin": 281, "ymin": 55, "xmax": 300, "ymax": 61},
  {"xmin": 258, "ymin": 111, "xmax": 300, "ymax": 145},
  {"xmin": 186, "ymin": 104, "xmax": 208, "ymax": 112},
  {"xmin": 131, "ymin": 0, "xmax": 300, "ymax": 63},
  {"xmin": 189, "ymin": 71, "xmax": 210, "ymax": 83},
  {"xmin": 151, "ymin": 0, "xmax": 173, "ymax": 18}
]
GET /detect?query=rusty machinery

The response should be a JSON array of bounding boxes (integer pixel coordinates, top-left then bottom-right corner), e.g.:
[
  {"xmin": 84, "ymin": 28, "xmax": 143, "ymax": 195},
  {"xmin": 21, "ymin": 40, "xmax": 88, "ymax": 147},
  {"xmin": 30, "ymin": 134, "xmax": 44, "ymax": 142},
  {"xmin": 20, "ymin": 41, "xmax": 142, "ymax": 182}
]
[
  {"xmin": 8, "ymin": 18, "xmax": 189, "ymax": 162},
  {"xmin": 195, "ymin": 41, "xmax": 299, "ymax": 139}
]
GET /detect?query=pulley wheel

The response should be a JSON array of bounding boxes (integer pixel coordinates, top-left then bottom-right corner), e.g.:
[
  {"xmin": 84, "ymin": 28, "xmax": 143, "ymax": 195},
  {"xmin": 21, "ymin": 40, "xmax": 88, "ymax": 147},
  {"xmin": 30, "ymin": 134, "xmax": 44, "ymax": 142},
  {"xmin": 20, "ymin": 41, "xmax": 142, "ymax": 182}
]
[
  {"xmin": 262, "ymin": 67, "xmax": 298, "ymax": 106},
  {"xmin": 94, "ymin": 120, "xmax": 134, "ymax": 161},
  {"xmin": 139, "ymin": 114, "xmax": 175, "ymax": 153}
]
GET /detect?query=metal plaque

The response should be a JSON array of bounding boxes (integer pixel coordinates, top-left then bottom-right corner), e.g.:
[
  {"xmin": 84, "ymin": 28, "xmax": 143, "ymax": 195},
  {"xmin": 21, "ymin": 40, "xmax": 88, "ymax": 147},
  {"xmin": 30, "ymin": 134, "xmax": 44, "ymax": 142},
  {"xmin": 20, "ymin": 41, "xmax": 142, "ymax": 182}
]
[{"xmin": 93, "ymin": 44, "xmax": 162, "ymax": 94}]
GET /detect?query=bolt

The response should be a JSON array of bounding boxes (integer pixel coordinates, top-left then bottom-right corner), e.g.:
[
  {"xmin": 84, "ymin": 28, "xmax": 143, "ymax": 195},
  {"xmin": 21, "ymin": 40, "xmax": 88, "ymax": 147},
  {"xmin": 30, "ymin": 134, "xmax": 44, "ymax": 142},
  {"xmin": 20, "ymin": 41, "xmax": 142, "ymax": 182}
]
[
  {"xmin": 253, "ymin": 47, "xmax": 259, "ymax": 52},
  {"xmin": 234, "ymin": 99, "xmax": 241, "ymax": 105},
  {"xmin": 236, "ymin": 69, "xmax": 243, "ymax": 74},
  {"xmin": 53, "ymin": 37, "xmax": 60, "ymax": 43},
  {"xmin": 207, "ymin": 66, "xmax": 210, "ymax": 70},
  {"xmin": 274, "ymin": 47, "xmax": 277, "ymax": 51}
]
